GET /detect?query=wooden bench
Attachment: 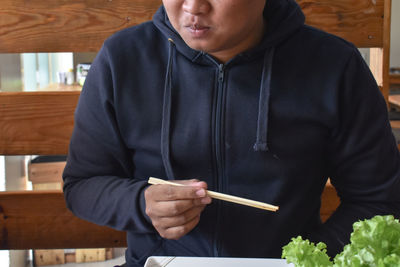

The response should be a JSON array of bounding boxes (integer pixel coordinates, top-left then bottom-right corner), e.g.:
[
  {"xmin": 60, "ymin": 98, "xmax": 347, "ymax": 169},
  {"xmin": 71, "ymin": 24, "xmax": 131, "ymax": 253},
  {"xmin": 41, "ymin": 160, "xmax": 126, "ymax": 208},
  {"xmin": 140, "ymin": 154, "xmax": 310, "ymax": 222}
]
[
  {"xmin": 0, "ymin": 191, "xmax": 127, "ymax": 249},
  {"xmin": 388, "ymin": 73, "xmax": 400, "ymax": 108},
  {"xmin": 390, "ymin": 74, "xmax": 400, "ymax": 87},
  {"xmin": 0, "ymin": 185, "xmax": 338, "ymax": 250},
  {"xmin": 0, "ymin": 0, "xmax": 391, "ymax": 250}
]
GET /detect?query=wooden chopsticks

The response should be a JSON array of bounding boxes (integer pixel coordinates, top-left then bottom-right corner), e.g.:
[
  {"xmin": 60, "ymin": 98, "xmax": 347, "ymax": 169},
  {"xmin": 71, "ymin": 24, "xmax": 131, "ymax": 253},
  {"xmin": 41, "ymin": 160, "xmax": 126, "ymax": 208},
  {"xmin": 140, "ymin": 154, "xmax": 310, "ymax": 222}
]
[{"xmin": 148, "ymin": 177, "xmax": 279, "ymax": 212}]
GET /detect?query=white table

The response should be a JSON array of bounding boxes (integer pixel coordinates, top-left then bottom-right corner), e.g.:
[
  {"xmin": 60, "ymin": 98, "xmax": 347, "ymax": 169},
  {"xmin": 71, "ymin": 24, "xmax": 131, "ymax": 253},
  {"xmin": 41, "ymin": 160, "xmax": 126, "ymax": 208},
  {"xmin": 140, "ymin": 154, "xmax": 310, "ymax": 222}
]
[{"xmin": 144, "ymin": 256, "xmax": 294, "ymax": 267}]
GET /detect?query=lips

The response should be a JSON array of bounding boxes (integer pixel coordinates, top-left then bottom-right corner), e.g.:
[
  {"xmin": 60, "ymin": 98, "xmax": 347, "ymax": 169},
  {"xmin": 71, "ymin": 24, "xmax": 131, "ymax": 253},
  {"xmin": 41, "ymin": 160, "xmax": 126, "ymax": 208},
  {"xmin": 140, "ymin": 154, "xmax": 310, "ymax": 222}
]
[
  {"xmin": 186, "ymin": 24, "xmax": 210, "ymax": 38},
  {"xmin": 189, "ymin": 24, "xmax": 208, "ymax": 30}
]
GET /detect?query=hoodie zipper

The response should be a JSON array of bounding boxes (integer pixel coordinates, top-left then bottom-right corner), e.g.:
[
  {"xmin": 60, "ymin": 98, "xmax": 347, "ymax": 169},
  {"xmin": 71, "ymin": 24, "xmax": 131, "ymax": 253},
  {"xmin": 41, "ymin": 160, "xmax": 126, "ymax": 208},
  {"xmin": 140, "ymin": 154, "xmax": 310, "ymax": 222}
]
[{"xmin": 213, "ymin": 63, "xmax": 225, "ymax": 256}]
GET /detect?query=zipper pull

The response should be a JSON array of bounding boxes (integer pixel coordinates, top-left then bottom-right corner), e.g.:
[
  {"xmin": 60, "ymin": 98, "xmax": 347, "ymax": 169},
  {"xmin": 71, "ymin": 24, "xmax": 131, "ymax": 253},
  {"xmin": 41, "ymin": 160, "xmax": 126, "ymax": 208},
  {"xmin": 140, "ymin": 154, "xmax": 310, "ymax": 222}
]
[{"xmin": 218, "ymin": 64, "xmax": 224, "ymax": 82}]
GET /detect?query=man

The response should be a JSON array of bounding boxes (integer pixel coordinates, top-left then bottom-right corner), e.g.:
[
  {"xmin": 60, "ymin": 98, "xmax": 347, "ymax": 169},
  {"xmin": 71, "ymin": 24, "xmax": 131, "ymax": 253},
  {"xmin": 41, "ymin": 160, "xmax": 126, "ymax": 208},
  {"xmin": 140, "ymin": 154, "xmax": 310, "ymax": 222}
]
[{"xmin": 63, "ymin": 0, "xmax": 400, "ymax": 266}]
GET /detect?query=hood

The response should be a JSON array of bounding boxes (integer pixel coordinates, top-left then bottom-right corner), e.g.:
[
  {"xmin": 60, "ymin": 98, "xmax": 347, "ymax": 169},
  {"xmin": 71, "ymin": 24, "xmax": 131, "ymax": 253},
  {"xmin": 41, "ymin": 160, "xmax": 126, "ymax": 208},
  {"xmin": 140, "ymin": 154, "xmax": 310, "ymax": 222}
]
[
  {"xmin": 152, "ymin": 0, "xmax": 305, "ymax": 179},
  {"xmin": 152, "ymin": 0, "xmax": 305, "ymax": 61}
]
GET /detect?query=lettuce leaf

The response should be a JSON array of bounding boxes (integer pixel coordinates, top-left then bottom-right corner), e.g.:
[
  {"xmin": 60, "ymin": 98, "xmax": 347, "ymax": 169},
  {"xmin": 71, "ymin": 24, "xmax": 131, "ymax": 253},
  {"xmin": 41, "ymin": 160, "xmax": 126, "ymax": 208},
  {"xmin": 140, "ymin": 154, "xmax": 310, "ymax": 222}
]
[
  {"xmin": 282, "ymin": 215, "xmax": 400, "ymax": 267},
  {"xmin": 333, "ymin": 215, "xmax": 400, "ymax": 267},
  {"xmin": 282, "ymin": 236, "xmax": 333, "ymax": 267}
]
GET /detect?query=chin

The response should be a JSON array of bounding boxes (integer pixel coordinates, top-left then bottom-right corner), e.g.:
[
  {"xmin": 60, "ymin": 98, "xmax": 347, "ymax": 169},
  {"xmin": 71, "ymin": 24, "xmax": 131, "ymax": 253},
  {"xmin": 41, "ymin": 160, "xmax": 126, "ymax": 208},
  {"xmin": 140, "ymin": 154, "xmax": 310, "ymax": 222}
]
[
  {"xmin": 180, "ymin": 37, "xmax": 210, "ymax": 51},
  {"xmin": 185, "ymin": 41, "xmax": 213, "ymax": 53}
]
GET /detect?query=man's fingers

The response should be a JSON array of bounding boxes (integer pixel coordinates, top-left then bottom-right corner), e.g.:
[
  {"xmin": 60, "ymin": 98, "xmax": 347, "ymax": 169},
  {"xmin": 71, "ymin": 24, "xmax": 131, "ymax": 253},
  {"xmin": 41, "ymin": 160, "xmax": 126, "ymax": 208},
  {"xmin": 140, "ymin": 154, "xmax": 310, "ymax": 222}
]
[
  {"xmin": 143, "ymin": 179, "xmax": 211, "ymax": 240},
  {"xmin": 152, "ymin": 205, "xmax": 205, "ymax": 230},
  {"xmin": 146, "ymin": 198, "xmax": 196, "ymax": 217},
  {"xmin": 158, "ymin": 215, "xmax": 201, "ymax": 240},
  {"xmin": 146, "ymin": 183, "xmax": 207, "ymax": 201},
  {"xmin": 193, "ymin": 196, "xmax": 212, "ymax": 205},
  {"xmin": 174, "ymin": 179, "xmax": 207, "ymax": 189}
]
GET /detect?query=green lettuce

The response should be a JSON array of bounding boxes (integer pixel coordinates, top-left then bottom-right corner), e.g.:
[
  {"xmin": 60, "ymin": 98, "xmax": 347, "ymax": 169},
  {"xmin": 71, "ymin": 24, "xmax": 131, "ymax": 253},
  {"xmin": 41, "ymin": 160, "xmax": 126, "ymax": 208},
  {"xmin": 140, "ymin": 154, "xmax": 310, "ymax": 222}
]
[
  {"xmin": 282, "ymin": 236, "xmax": 332, "ymax": 267},
  {"xmin": 282, "ymin": 215, "xmax": 400, "ymax": 267}
]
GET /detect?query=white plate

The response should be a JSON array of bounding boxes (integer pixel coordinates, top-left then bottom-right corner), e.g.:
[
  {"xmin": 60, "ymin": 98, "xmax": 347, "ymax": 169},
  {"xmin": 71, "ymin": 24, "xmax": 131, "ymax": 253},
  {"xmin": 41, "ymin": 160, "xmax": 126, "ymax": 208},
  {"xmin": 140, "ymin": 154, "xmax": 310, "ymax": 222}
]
[{"xmin": 144, "ymin": 256, "xmax": 294, "ymax": 267}]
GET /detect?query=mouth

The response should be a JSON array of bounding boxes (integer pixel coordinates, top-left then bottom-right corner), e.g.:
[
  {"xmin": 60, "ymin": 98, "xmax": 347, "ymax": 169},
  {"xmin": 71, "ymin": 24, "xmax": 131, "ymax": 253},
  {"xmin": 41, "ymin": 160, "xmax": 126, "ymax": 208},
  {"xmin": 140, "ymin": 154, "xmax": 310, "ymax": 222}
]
[{"xmin": 186, "ymin": 24, "xmax": 210, "ymax": 38}]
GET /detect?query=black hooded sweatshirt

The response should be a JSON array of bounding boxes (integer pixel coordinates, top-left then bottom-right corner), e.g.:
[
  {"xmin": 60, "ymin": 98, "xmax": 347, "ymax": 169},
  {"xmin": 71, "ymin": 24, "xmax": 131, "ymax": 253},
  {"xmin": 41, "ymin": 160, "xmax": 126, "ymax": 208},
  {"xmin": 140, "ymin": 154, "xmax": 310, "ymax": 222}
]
[{"xmin": 63, "ymin": 0, "xmax": 400, "ymax": 266}]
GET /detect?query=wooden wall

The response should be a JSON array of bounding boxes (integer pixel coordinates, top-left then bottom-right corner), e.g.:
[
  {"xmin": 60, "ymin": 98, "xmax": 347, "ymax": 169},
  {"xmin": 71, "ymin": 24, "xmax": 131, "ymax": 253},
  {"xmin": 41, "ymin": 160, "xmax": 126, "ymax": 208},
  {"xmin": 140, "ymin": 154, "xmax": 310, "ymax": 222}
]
[
  {"xmin": 0, "ymin": 0, "xmax": 161, "ymax": 53},
  {"xmin": 0, "ymin": 0, "xmax": 386, "ymax": 53},
  {"xmin": 0, "ymin": 92, "xmax": 79, "ymax": 155}
]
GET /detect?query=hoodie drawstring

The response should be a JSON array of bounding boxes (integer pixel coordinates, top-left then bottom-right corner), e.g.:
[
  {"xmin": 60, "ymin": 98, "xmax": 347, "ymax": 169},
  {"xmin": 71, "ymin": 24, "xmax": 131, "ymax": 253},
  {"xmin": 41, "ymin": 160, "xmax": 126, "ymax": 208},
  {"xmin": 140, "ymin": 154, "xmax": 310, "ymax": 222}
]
[
  {"xmin": 253, "ymin": 47, "xmax": 275, "ymax": 152},
  {"xmin": 161, "ymin": 41, "xmax": 275, "ymax": 178},
  {"xmin": 161, "ymin": 39, "xmax": 176, "ymax": 179}
]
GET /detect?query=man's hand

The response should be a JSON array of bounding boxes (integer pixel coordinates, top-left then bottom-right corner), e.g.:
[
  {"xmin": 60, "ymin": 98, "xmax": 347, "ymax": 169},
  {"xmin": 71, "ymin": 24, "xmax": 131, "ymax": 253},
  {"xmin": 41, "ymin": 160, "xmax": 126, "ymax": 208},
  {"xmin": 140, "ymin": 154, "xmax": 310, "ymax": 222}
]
[{"xmin": 144, "ymin": 179, "xmax": 212, "ymax": 240}]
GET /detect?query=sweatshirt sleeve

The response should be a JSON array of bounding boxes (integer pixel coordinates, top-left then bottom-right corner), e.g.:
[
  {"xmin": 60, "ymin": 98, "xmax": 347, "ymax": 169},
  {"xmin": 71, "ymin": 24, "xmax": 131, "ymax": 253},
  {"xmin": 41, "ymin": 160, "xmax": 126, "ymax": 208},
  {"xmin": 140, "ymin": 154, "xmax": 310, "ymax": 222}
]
[
  {"xmin": 308, "ymin": 49, "xmax": 400, "ymax": 257},
  {"xmin": 62, "ymin": 43, "xmax": 155, "ymax": 234}
]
